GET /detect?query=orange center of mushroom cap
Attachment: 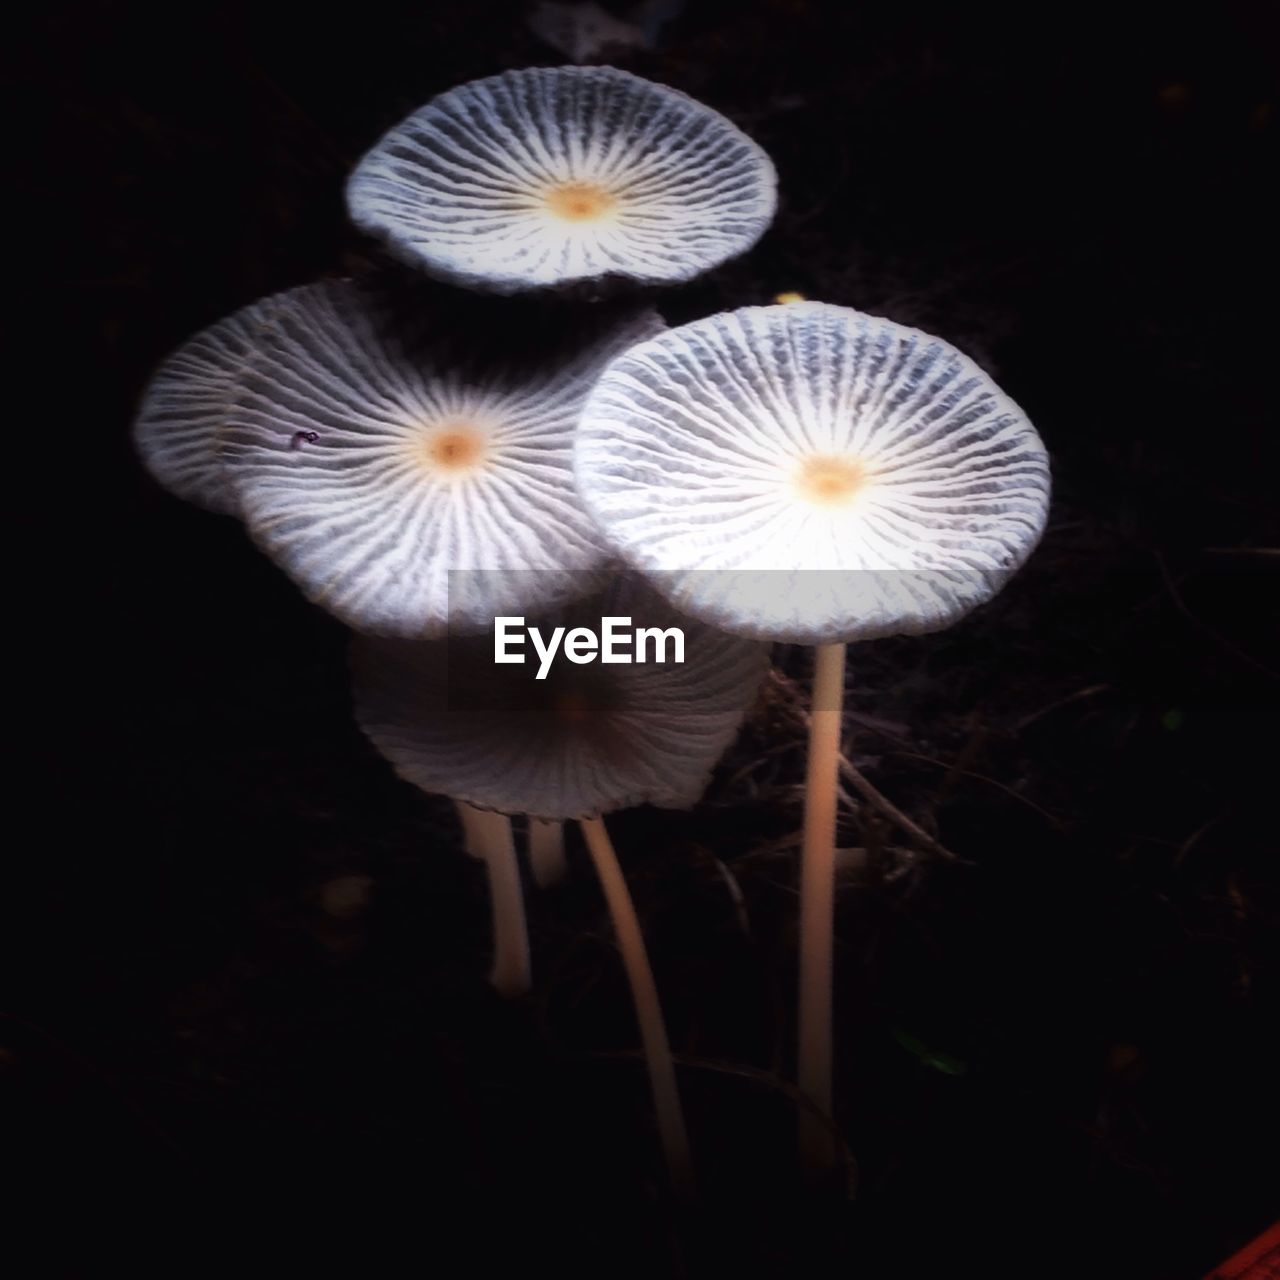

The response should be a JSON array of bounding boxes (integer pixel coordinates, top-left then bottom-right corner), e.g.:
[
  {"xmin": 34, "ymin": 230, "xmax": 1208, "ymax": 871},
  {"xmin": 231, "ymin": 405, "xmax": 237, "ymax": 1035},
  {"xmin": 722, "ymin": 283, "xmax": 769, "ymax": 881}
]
[
  {"xmin": 795, "ymin": 454, "xmax": 870, "ymax": 506},
  {"xmin": 551, "ymin": 691, "xmax": 593, "ymax": 727},
  {"xmin": 418, "ymin": 423, "xmax": 488, "ymax": 474},
  {"xmin": 544, "ymin": 180, "xmax": 619, "ymax": 222}
]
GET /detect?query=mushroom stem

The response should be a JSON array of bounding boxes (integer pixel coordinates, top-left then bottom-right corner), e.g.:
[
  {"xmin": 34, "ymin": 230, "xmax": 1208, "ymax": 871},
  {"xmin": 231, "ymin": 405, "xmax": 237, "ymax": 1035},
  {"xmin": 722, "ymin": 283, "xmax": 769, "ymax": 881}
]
[
  {"xmin": 456, "ymin": 802, "xmax": 532, "ymax": 999},
  {"xmin": 798, "ymin": 641, "xmax": 847, "ymax": 1175},
  {"xmin": 579, "ymin": 815, "xmax": 695, "ymax": 1202},
  {"xmin": 528, "ymin": 818, "xmax": 568, "ymax": 887}
]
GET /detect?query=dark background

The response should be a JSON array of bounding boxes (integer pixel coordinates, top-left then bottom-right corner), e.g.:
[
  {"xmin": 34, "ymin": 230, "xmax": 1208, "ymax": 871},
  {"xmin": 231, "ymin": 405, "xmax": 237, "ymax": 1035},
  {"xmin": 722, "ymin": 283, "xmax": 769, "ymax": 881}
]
[{"xmin": 12, "ymin": 2, "xmax": 1278, "ymax": 1274}]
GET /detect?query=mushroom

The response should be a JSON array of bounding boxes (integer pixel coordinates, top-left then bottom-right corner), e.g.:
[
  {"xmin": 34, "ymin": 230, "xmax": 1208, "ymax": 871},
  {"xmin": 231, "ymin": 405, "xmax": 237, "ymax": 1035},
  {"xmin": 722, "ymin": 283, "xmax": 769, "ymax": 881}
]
[
  {"xmin": 346, "ymin": 66, "xmax": 777, "ymax": 295},
  {"xmin": 351, "ymin": 575, "xmax": 771, "ymax": 1197},
  {"xmin": 573, "ymin": 301, "xmax": 1051, "ymax": 1172}
]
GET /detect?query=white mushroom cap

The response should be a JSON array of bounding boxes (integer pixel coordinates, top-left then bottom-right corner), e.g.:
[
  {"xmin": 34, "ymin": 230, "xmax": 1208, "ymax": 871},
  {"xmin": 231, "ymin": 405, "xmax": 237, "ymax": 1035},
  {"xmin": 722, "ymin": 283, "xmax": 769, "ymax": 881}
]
[
  {"xmin": 574, "ymin": 302, "xmax": 1051, "ymax": 645},
  {"xmin": 220, "ymin": 279, "xmax": 663, "ymax": 637},
  {"xmin": 132, "ymin": 294, "xmax": 283, "ymax": 514},
  {"xmin": 351, "ymin": 577, "xmax": 769, "ymax": 820},
  {"xmin": 346, "ymin": 66, "xmax": 777, "ymax": 294}
]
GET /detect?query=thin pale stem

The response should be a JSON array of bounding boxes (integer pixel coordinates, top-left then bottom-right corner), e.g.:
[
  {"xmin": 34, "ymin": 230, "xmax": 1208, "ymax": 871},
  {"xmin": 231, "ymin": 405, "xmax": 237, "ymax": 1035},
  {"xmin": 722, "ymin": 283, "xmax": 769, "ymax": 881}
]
[
  {"xmin": 798, "ymin": 641, "xmax": 847, "ymax": 1175},
  {"xmin": 579, "ymin": 815, "xmax": 695, "ymax": 1202},
  {"xmin": 528, "ymin": 818, "xmax": 568, "ymax": 887},
  {"xmin": 767, "ymin": 667, "xmax": 961, "ymax": 863},
  {"xmin": 456, "ymin": 801, "xmax": 531, "ymax": 999}
]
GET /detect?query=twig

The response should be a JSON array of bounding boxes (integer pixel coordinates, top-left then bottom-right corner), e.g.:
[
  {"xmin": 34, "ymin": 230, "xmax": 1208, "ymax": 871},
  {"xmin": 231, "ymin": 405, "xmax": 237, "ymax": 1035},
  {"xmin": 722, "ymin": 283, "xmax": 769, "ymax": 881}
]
[
  {"xmin": 888, "ymin": 751, "xmax": 1064, "ymax": 831},
  {"xmin": 693, "ymin": 845, "xmax": 752, "ymax": 938},
  {"xmin": 768, "ymin": 669, "xmax": 965, "ymax": 864},
  {"xmin": 1016, "ymin": 683, "xmax": 1113, "ymax": 733},
  {"xmin": 591, "ymin": 1047, "xmax": 859, "ymax": 1198},
  {"xmin": 1154, "ymin": 550, "xmax": 1278, "ymax": 681},
  {"xmin": 1174, "ymin": 814, "xmax": 1224, "ymax": 866}
]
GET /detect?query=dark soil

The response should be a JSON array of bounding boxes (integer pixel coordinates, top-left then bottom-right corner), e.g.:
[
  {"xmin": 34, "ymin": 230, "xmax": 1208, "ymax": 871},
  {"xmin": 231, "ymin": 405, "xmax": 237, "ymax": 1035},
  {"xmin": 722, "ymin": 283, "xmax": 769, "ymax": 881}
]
[{"xmin": 12, "ymin": 2, "xmax": 1278, "ymax": 1275}]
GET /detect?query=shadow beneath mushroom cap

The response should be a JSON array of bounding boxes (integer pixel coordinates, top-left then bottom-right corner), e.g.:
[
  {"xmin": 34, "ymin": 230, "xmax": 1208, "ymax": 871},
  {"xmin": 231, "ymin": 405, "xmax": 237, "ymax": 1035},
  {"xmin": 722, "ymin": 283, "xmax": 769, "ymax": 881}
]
[
  {"xmin": 328, "ymin": 261, "xmax": 668, "ymax": 383},
  {"xmin": 351, "ymin": 573, "xmax": 770, "ymax": 820}
]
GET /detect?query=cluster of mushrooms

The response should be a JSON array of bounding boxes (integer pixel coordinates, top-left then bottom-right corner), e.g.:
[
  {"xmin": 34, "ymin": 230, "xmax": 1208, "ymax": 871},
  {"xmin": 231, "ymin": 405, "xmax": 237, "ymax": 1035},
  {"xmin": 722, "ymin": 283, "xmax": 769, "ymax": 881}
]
[{"xmin": 134, "ymin": 65, "xmax": 1051, "ymax": 1196}]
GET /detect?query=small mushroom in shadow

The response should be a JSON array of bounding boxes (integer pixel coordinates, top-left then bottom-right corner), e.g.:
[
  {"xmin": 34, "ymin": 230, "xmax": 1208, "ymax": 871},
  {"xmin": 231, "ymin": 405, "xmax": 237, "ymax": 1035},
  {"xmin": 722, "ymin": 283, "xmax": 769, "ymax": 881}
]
[
  {"xmin": 351, "ymin": 575, "xmax": 770, "ymax": 1199},
  {"xmin": 574, "ymin": 301, "xmax": 1052, "ymax": 1176},
  {"xmin": 346, "ymin": 66, "xmax": 777, "ymax": 295}
]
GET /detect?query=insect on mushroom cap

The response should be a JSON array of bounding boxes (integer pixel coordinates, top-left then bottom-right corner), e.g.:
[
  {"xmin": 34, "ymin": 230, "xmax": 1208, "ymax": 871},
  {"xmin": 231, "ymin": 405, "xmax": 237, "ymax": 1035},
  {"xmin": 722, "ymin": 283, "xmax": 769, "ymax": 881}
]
[
  {"xmin": 345, "ymin": 65, "xmax": 778, "ymax": 294},
  {"xmin": 574, "ymin": 301, "xmax": 1052, "ymax": 645},
  {"xmin": 351, "ymin": 576, "xmax": 770, "ymax": 821},
  {"xmin": 219, "ymin": 278, "xmax": 664, "ymax": 637}
]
